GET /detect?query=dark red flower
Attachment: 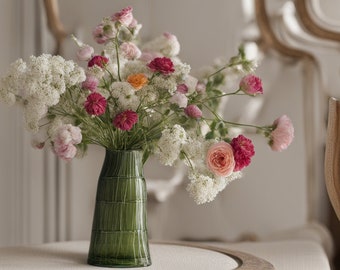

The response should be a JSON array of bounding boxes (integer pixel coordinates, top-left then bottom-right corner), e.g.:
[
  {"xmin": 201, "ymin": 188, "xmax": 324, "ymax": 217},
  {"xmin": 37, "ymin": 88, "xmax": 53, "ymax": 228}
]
[
  {"xmin": 113, "ymin": 110, "xmax": 138, "ymax": 131},
  {"xmin": 147, "ymin": 57, "xmax": 175, "ymax": 75},
  {"xmin": 88, "ymin": 55, "xmax": 109, "ymax": 68},
  {"xmin": 230, "ymin": 135, "xmax": 255, "ymax": 171},
  {"xmin": 84, "ymin": 92, "xmax": 107, "ymax": 116}
]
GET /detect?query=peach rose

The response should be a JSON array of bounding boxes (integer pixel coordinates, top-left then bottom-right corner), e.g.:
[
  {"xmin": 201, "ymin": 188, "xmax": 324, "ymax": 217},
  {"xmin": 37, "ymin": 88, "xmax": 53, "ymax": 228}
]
[
  {"xmin": 206, "ymin": 141, "xmax": 235, "ymax": 177},
  {"xmin": 127, "ymin": 73, "xmax": 148, "ymax": 90}
]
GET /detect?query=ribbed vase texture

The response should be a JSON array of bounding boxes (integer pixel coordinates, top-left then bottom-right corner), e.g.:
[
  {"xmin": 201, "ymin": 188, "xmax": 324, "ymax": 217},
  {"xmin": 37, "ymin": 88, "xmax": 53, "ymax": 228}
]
[{"xmin": 87, "ymin": 150, "xmax": 151, "ymax": 267}]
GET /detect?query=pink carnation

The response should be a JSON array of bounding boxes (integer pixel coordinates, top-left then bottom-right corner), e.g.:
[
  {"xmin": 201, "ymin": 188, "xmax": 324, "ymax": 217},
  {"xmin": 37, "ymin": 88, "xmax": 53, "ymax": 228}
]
[
  {"xmin": 206, "ymin": 141, "xmax": 235, "ymax": 177},
  {"xmin": 111, "ymin": 6, "xmax": 134, "ymax": 27},
  {"xmin": 195, "ymin": 82, "xmax": 206, "ymax": 94},
  {"xmin": 169, "ymin": 92, "xmax": 188, "ymax": 108},
  {"xmin": 84, "ymin": 92, "xmax": 107, "ymax": 116},
  {"xmin": 270, "ymin": 115, "xmax": 294, "ymax": 152},
  {"xmin": 184, "ymin": 104, "xmax": 202, "ymax": 119},
  {"xmin": 230, "ymin": 135, "xmax": 255, "ymax": 171},
  {"xmin": 88, "ymin": 55, "xmax": 109, "ymax": 68},
  {"xmin": 239, "ymin": 74, "xmax": 263, "ymax": 96},
  {"xmin": 147, "ymin": 57, "xmax": 175, "ymax": 75},
  {"xmin": 113, "ymin": 110, "xmax": 138, "ymax": 131},
  {"xmin": 57, "ymin": 124, "xmax": 82, "ymax": 145},
  {"xmin": 82, "ymin": 75, "xmax": 99, "ymax": 92}
]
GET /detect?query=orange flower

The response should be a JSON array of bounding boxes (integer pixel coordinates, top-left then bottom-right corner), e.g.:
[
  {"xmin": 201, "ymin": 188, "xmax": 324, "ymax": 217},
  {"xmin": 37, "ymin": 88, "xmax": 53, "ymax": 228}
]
[{"xmin": 127, "ymin": 73, "xmax": 148, "ymax": 90}]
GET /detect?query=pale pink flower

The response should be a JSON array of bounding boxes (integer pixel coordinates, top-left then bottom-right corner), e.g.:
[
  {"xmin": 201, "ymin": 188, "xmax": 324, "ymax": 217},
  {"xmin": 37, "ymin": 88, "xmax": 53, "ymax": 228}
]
[
  {"xmin": 196, "ymin": 82, "xmax": 206, "ymax": 94},
  {"xmin": 113, "ymin": 110, "xmax": 138, "ymax": 131},
  {"xmin": 84, "ymin": 92, "xmax": 107, "ymax": 116},
  {"xmin": 184, "ymin": 104, "xmax": 202, "ymax": 119},
  {"xmin": 147, "ymin": 57, "xmax": 175, "ymax": 75},
  {"xmin": 169, "ymin": 92, "xmax": 188, "ymax": 108},
  {"xmin": 120, "ymin": 42, "xmax": 141, "ymax": 60},
  {"xmin": 239, "ymin": 74, "xmax": 263, "ymax": 96},
  {"xmin": 54, "ymin": 139, "xmax": 77, "ymax": 161},
  {"xmin": 206, "ymin": 141, "xmax": 235, "ymax": 177},
  {"xmin": 55, "ymin": 124, "xmax": 82, "ymax": 145},
  {"xmin": 270, "ymin": 115, "xmax": 294, "ymax": 152},
  {"xmin": 77, "ymin": 45, "xmax": 94, "ymax": 61},
  {"xmin": 176, "ymin": 84, "xmax": 188, "ymax": 94},
  {"xmin": 92, "ymin": 24, "xmax": 109, "ymax": 44},
  {"xmin": 230, "ymin": 135, "xmax": 255, "ymax": 171},
  {"xmin": 111, "ymin": 6, "xmax": 134, "ymax": 27},
  {"xmin": 82, "ymin": 75, "xmax": 99, "ymax": 92},
  {"xmin": 140, "ymin": 51, "xmax": 162, "ymax": 62}
]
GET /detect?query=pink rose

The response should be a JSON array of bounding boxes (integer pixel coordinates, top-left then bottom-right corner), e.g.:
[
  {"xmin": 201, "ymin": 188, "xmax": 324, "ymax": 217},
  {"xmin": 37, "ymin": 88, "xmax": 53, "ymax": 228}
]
[
  {"xmin": 77, "ymin": 45, "xmax": 94, "ymax": 61},
  {"xmin": 88, "ymin": 55, "xmax": 109, "ymax": 68},
  {"xmin": 120, "ymin": 42, "xmax": 141, "ymax": 60},
  {"xmin": 206, "ymin": 141, "xmax": 235, "ymax": 177},
  {"xmin": 113, "ymin": 110, "xmax": 138, "ymax": 131},
  {"xmin": 54, "ymin": 139, "xmax": 77, "ymax": 161},
  {"xmin": 84, "ymin": 92, "xmax": 107, "ymax": 116},
  {"xmin": 82, "ymin": 75, "xmax": 99, "ymax": 92},
  {"xmin": 270, "ymin": 115, "xmax": 294, "ymax": 152},
  {"xmin": 147, "ymin": 57, "xmax": 175, "ymax": 75},
  {"xmin": 239, "ymin": 74, "xmax": 263, "ymax": 96},
  {"xmin": 230, "ymin": 135, "xmax": 255, "ymax": 171},
  {"xmin": 111, "ymin": 6, "xmax": 134, "ymax": 27},
  {"xmin": 184, "ymin": 104, "xmax": 202, "ymax": 119}
]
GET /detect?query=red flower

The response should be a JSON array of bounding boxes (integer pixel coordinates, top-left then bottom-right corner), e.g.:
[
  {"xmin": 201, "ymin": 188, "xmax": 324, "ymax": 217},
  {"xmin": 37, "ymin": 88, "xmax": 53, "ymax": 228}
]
[
  {"xmin": 88, "ymin": 55, "xmax": 109, "ymax": 68},
  {"xmin": 147, "ymin": 57, "xmax": 175, "ymax": 75},
  {"xmin": 230, "ymin": 135, "xmax": 255, "ymax": 171},
  {"xmin": 113, "ymin": 110, "xmax": 138, "ymax": 131},
  {"xmin": 84, "ymin": 92, "xmax": 107, "ymax": 116}
]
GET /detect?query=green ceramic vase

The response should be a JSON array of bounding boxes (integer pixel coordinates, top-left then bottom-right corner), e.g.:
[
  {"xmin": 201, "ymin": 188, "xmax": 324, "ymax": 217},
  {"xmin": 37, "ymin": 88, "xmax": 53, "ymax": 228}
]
[{"xmin": 87, "ymin": 149, "xmax": 151, "ymax": 268}]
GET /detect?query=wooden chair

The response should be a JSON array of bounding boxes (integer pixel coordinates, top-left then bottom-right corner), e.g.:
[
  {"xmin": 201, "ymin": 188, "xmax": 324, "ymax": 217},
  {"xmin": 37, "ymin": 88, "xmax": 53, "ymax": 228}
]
[{"xmin": 325, "ymin": 97, "xmax": 340, "ymax": 220}]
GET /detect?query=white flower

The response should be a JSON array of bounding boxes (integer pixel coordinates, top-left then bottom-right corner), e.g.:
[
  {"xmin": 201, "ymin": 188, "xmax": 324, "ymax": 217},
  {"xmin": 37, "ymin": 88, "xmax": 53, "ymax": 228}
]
[
  {"xmin": 110, "ymin": 81, "xmax": 140, "ymax": 111},
  {"xmin": 142, "ymin": 32, "xmax": 180, "ymax": 57},
  {"xmin": 186, "ymin": 173, "xmax": 218, "ymax": 204},
  {"xmin": 154, "ymin": 124, "xmax": 187, "ymax": 166},
  {"xmin": 152, "ymin": 76, "xmax": 177, "ymax": 95}
]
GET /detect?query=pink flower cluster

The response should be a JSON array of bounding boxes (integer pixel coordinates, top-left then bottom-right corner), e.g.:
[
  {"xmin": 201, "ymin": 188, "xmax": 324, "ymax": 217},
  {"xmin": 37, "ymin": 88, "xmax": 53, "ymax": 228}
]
[
  {"xmin": 53, "ymin": 125, "xmax": 82, "ymax": 161},
  {"xmin": 206, "ymin": 135, "xmax": 255, "ymax": 177}
]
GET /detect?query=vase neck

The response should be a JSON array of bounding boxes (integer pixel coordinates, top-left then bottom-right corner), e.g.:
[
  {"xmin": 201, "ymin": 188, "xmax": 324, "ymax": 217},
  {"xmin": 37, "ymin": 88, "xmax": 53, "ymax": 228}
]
[{"xmin": 100, "ymin": 150, "xmax": 144, "ymax": 177}]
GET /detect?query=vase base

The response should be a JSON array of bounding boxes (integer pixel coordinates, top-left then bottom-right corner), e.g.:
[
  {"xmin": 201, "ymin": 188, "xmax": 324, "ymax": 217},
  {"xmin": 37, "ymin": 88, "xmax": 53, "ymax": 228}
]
[{"xmin": 87, "ymin": 257, "xmax": 152, "ymax": 268}]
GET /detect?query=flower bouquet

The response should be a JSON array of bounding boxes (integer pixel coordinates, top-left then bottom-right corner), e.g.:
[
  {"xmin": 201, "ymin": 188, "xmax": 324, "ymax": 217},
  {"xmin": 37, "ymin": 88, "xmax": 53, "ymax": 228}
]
[{"xmin": 0, "ymin": 6, "xmax": 294, "ymax": 268}]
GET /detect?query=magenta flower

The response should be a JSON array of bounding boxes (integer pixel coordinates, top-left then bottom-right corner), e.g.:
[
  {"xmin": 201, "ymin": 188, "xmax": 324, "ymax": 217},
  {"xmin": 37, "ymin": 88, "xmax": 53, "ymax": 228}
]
[
  {"xmin": 176, "ymin": 84, "xmax": 188, "ymax": 94},
  {"xmin": 270, "ymin": 115, "xmax": 294, "ymax": 152},
  {"xmin": 239, "ymin": 74, "xmax": 263, "ymax": 96},
  {"xmin": 147, "ymin": 57, "xmax": 175, "ymax": 75},
  {"xmin": 111, "ymin": 6, "xmax": 134, "ymax": 27},
  {"xmin": 82, "ymin": 75, "xmax": 99, "ymax": 92},
  {"xmin": 113, "ymin": 110, "xmax": 138, "ymax": 131},
  {"xmin": 230, "ymin": 135, "xmax": 255, "ymax": 171},
  {"xmin": 184, "ymin": 104, "xmax": 202, "ymax": 119},
  {"xmin": 88, "ymin": 55, "xmax": 109, "ymax": 68},
  {"xmin": 84, "ymin": 92, "xmax": 107, "ymax": 116}
]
